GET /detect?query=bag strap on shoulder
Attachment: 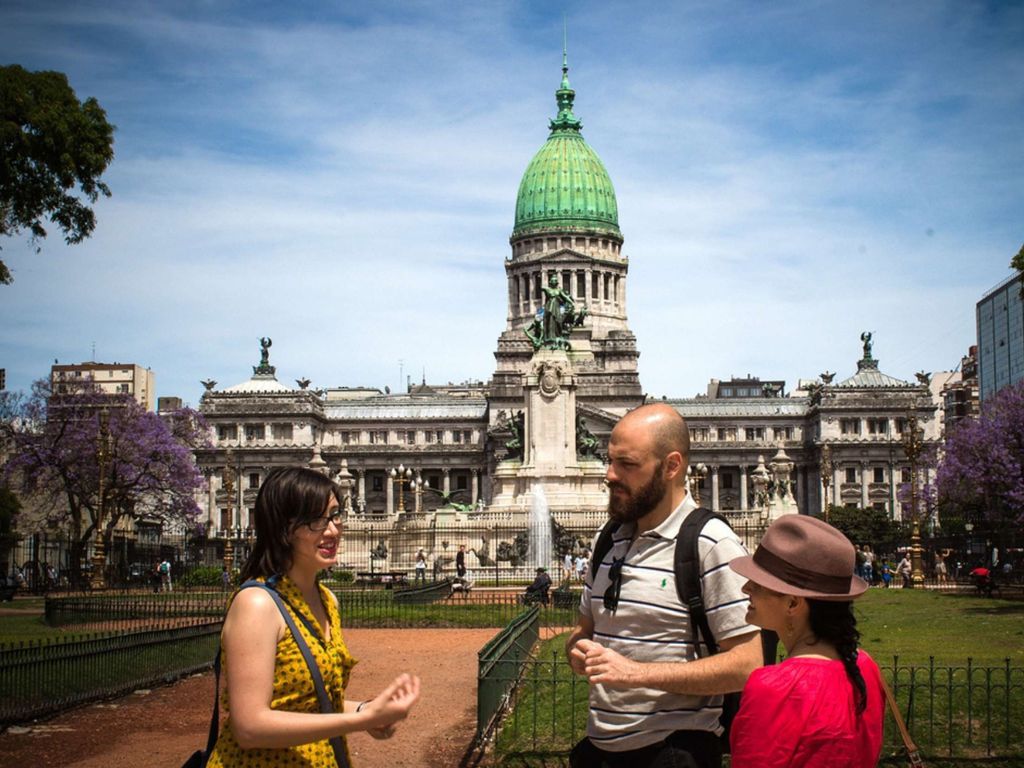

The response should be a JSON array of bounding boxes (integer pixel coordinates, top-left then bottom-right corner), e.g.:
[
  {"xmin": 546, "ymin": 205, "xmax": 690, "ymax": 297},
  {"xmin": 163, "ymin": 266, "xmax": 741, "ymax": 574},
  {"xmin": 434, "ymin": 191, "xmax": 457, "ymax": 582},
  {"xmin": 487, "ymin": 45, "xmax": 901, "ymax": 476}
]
[
  {"xmin": 675, "ymin": 507, "xmax": 725, "ymax": 656},
  {"xmin": 588, "ymin": 520, "xmax": 621, "ymax": 583},
  {"xmin": 238, "ymin": 579, "xmax": 351, "ymax": 768}
]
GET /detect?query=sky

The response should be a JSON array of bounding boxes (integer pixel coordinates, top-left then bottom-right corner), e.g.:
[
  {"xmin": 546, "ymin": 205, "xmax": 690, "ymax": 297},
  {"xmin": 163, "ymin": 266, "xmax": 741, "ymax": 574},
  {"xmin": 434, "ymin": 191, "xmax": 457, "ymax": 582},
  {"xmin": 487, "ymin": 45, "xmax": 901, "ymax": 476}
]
[{"xmin": 1, "ymin": 0, "xmax": 1022, "ymax": 406}]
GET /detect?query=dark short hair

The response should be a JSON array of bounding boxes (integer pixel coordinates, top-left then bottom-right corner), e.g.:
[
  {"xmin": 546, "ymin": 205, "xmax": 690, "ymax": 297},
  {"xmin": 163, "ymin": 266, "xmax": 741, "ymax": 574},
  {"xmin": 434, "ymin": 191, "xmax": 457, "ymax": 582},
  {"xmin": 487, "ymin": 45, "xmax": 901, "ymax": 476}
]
[{"xmin": 239, "ymin": 466, "xmax": 340, "ymax": 581}]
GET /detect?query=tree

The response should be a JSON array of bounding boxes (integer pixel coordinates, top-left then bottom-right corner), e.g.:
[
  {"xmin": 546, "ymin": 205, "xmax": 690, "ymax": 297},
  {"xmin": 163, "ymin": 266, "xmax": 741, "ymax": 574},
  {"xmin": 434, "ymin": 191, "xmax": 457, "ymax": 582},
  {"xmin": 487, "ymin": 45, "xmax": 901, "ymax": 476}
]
[
  {"xmin": 825, "ymin": 505, "xmax": 906, "ymax": 554},
  {"xmin": 936, "ymin": 380, "xmax": 1024, "ymax": 553},
  {"xmin": 0, "ymin": 64, "xmax": 115, "ymax": 284},
  {"xmin": 1012, "ymin": 242, "xmax": 1024, "ymax": 300},
  {"xmin": 0, "ymin": 485, "xmax": 21, "ymax": 575},
  {"xmin": 1, "ymin": 380, "xmax": 208, "ymax": 582}
]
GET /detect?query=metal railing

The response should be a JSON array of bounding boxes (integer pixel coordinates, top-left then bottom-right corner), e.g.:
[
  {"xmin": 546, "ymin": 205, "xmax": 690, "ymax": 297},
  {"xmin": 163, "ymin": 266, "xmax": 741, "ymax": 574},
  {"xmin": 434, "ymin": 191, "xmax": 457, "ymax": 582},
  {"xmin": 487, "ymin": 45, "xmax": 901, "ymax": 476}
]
[
  {"xmin": 478, "ymin": 605, "xmax": 540, "ymax": 743},
  {"xmin": 45, "ymin": 591, "xmax": 230, "ymax": 628},
  {"xmin": 0, "ymin": 620, "xmax": 222, "ymax": 726},
  {"xmin": 487, "ymin": 649, "xmax": 1024, "ymax": 763}
]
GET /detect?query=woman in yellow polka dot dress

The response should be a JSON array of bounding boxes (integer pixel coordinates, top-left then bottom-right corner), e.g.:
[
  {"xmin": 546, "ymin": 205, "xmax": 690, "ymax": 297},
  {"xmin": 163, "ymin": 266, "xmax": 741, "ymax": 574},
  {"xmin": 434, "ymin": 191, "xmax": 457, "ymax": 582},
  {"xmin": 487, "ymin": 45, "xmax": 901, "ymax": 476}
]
[{"xmin": 208, "ymin": 467, "xmax": 421, "ymax": 767}]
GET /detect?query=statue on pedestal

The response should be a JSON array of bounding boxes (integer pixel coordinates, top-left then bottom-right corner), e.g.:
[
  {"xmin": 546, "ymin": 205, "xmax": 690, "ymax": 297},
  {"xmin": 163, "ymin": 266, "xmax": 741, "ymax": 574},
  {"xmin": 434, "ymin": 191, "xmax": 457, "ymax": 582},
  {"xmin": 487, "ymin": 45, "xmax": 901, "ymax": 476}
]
[{"xmin": 523, "ymin": 275, "xmax": 588, "ymax": 351}]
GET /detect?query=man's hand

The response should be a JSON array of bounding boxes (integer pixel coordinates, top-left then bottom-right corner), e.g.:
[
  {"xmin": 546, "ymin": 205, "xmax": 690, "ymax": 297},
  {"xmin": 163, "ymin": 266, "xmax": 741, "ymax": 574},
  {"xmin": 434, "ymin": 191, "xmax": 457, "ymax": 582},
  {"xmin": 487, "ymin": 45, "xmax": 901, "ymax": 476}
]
[{"xmin": 577, "ymin": 638, "xmax": 643, "ymax": 689}]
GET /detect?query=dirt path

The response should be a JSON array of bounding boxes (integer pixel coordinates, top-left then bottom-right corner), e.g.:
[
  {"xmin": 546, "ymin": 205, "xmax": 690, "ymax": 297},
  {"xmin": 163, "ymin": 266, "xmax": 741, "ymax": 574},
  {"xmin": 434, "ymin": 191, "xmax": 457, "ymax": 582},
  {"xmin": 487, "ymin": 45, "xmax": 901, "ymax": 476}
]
[{"xmin": 0, "ymin": 627, "xmax": 496, "ymax": 768}]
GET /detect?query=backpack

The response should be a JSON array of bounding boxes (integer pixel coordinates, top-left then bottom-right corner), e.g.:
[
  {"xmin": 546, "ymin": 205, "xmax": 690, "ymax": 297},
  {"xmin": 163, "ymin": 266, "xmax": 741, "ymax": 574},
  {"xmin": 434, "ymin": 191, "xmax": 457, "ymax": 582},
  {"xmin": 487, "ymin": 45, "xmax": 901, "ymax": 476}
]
[
  {"xmin": 160, "ymin": 561, "xmax": 169, "ymax": 575},
  {"xmin": 589, "ymin": 506, "xmax": 777, "ymax": 752}
]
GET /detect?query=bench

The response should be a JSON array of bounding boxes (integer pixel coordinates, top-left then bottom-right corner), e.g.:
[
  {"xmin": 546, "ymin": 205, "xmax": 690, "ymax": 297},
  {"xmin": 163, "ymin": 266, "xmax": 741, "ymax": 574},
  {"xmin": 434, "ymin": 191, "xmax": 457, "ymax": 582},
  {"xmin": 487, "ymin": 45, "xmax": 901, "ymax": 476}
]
[{"xmin": 355, "ymin": 571, "xmax": 408, "ymax": 588}]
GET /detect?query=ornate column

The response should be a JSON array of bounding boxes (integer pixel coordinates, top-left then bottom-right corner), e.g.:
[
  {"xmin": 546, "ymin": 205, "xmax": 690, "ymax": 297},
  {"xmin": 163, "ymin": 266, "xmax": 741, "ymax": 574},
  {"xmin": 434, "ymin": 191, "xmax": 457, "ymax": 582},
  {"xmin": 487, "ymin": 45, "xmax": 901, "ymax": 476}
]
[
  {"xmin": 386, "ymin": 470, "xmax": 394, "ymax": 516},
  {"xmin": 861, "ymin": 461, "xmax": 870, "ymax": 509},
  {"xmin": 442, "ymin": 467, "xmax": 451, "ymax": 495},
  {"xmin": 356, "ymin": 469, "xmax": 365, "ymax": 508},
  {"xmin": 711, "ymin": 465, "xmax": 720, "ymax": 511},
  {"xmin": 472, "ymin": 469, "xmax": 480, "ymax": 504},
  {"xmin": 739, "ymin": 466, "xmax": 748, "ymax": 510}
]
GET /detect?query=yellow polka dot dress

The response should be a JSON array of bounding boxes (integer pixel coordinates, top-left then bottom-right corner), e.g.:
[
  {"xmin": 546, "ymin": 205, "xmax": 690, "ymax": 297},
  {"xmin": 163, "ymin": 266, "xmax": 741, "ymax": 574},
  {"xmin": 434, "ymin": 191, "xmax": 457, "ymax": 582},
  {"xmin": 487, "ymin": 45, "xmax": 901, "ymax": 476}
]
[{"xmin": 207, "ymin": 576, "xmax": 357, "ymax": 767}]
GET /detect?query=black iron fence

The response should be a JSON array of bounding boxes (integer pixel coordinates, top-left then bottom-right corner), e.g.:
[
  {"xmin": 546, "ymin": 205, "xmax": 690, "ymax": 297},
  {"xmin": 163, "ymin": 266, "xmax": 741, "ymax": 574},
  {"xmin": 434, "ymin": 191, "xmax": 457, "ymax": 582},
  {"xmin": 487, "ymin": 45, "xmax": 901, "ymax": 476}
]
[
  {"xmin": 483, "ymin": 644, "xmax": 1024, "ymax": 764},
  {"xmin": 0, "ymin": 620, "xmax": 221, "ymax": 727},
  {"xmin": 45, "ymin": 591, "xmax": 230, "ymax": 628}
]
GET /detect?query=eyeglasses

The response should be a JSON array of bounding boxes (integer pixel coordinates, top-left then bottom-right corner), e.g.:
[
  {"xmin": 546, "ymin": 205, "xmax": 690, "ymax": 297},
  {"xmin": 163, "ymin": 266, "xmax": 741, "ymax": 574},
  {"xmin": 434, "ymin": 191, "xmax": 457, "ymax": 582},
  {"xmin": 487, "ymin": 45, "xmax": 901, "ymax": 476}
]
[
  {"xmin": 306, "ymin": 510, "xmax": 343, "ymax": 532},
  {"xmin": 603, "ymin": 557, "xmax": 625, "ymax": 612}
]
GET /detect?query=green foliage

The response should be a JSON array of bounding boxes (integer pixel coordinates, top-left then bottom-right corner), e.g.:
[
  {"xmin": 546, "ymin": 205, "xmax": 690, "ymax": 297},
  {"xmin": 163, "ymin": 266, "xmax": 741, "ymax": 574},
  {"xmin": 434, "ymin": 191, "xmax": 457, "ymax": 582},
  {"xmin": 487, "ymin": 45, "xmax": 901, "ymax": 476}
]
[
  {"xmin": 323, "ymin": 569, "xmax": 354, "ymax": 585},
  {"xmin": 824, "ymin": 505, "xmax": 906, "ymax": 552},
  {"xmin": 0, "ymin": 64, "xmax": 115, "ymax": 284},
  {"xmin": 179, "ymin": 565, "xmax": 227, "ymax": 588},
  {"xmin": 0, "ymin": 485, "xmax": 21, "ymax": 571},
  {"xmin": 1013, "ymin": 242, "xmax": 1024, "ymax": 300}
]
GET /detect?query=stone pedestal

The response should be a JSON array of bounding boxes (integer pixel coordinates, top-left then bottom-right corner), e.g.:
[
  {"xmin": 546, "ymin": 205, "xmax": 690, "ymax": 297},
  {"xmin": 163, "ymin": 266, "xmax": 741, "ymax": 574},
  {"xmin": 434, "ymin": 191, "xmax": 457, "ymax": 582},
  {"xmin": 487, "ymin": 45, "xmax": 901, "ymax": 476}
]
[{"xmin": 490, "ymin": 350, "xmax": 607, "ymax": 515}]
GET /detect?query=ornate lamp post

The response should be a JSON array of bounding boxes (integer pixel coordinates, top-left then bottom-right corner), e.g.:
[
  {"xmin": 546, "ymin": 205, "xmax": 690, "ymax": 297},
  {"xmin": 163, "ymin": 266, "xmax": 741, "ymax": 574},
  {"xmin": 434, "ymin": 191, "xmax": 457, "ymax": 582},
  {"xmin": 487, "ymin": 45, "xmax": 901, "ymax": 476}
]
[
  {"xmin": 222, "ymin": 461, "xmax": 236, "ymax": 574},
  {"xmin": 389, "ymin": 464, "xmax": 413, "ymax": 513},
  {"xmin": 820, "ymin": 443, "xmax": 833, "ymax": 522},
  {"xmin": 902, "ymin": 412, "xmax": 926, "ymax": 588},
  {"xmin": 91, "ymin": 408, "xmax": 111, "ymax": 590},
  {"xmin": 687, "ymin": 463, "xmax": 707, "ymax": 505}
]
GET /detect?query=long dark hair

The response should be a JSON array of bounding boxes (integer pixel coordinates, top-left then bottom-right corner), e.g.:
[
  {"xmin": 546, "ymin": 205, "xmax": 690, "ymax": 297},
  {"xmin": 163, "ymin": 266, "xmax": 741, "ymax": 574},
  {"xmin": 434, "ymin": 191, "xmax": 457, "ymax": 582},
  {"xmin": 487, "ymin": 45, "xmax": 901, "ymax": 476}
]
[
  {"xmin": 807, "ymin": 598, "xmax": 867, "ymax": 714},
  {"xmin": 239, "ymin": 466, "xmax": 341, "ymax": 582}
]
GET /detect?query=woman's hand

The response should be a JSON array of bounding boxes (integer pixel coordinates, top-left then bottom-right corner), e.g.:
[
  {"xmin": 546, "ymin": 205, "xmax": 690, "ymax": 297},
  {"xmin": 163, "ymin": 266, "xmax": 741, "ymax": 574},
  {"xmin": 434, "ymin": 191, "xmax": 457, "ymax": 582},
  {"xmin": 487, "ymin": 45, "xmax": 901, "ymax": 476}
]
[{"xmin": 359, "ymin": 673, "xmax": 421, "ymax": 730}]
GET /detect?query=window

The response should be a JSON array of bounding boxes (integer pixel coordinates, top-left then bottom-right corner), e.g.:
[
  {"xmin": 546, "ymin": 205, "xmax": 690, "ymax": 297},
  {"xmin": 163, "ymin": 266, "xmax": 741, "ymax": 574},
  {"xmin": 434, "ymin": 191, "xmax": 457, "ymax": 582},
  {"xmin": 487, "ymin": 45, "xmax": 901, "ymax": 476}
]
[
  {"xmin": 436, "ymin": 430, "xmax": 444, "ymax": 444},
  {"xmin": 592, "ymin": 273, "xmax": 599, "ymax": 299},
  {"xmin": 896, "ymin": 418, "xmax": 908, "ymax": 434},
  {"xmin": 901, "ymin": 468, "xmax": 911, "ymax": 483},
  {"xmin": 873, "ymin": 467, "xmax": 885, "ymax": 484},
  {"xmin": 218, "ymin": 425, "xmax": 238, "ymax": 441},
  {"xmin": 463, "ymin": 430, "xmax": 472, "ymax": 443},
  {"xmin": 717, "ymin": 427, "xmax": 736, "ymax": 441},
  {"xmin": 426, "ymin": 430, "xmax": 436, "ymax": 444},
  {"xmin": 576, "ymin": 270, "xmax": 586, "ymax": 299},
  {"xmin": 690, "ymin": 427, "xmax": 709, "ymax": 442},
  {"xmin": 745, "ymin": 427, "xmax": 764, "ymax": 441},
  {"xmin": 271, "ymin": 423, "xmax": 293, "ymax": 441},
  {"xmin": 456, "ymin": 474, "xmax": 468, "ymax": 491},
  {"xmin": 244, "ymin": 424, "xmax": 265, "ymax": 441},
  {"xmin": 404, "ymin": 430, "xmax": 416, "ymax": 445},
  {"xmin": 118, "ymin": 383, "xmax": 130, "ymax": 394},
  {"xmin": 840, "ymin": 418, "xmax": 861, "ymax": 435},
  {"xmin": 774, "ymin": 426, "xmax": 792, "ymax": 440},
  {"xmin": 721, "ymin": 387, "xmax": 733, "ymax": 397},
  {"xmin": 248, "ymin": 473, "xmax": 260, "ymax": 490},
  {"xmin": 845, "ymin": 467, "xmax": 857, "ymax": 484},
  {"xmin": 867, "ymin": 418, "xmax": 888, "ymax": 435},
  {"xmin": 220, "ymin": 508, "xmax": 230, "ymax": 532},
  {"xmin": 372, "ymin": 476, "xmax": 383, "ymax": 492},
  {"xmin": 369, "ymin": 431, "xmax": 388, "ymax": 445},
  {"xmin": 722, "ymin": 473, "xmax": 734, "ymax": 490},
  {"xmin": 453, "ymin": 430, "xmax": 463, "ymax": 444}
]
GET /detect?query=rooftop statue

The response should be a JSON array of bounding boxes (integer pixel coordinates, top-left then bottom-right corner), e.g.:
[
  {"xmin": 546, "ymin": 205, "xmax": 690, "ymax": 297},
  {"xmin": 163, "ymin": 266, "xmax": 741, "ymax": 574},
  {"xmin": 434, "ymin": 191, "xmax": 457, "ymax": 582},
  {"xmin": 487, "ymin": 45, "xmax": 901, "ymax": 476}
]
[
  {"xmin": 860, "ymin": 331, "xmax": 873, "ymax": 361},
  {"xmin": 253, "ymin": 337, "xmax": 275, "ymax": 375}
]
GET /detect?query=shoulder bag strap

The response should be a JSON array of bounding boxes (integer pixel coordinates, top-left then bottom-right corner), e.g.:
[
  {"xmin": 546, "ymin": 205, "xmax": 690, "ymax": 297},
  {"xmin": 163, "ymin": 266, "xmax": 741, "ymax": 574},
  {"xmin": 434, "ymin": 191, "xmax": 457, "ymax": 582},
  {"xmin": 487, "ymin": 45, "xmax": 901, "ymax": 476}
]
[
  {"xmin": 588, "ymin": 520, "xmax": 620, "ymax": 583},
  {"xmin": 880, "ymin": 675, "xmax": 926, "ymax": 767},
  {"xmin": 675, "ymin": 507, "xmax": 720, "ymax": 656},
  {"xmin": 240, "ymin": 580, "xmax": 351, "ymax": 768}
]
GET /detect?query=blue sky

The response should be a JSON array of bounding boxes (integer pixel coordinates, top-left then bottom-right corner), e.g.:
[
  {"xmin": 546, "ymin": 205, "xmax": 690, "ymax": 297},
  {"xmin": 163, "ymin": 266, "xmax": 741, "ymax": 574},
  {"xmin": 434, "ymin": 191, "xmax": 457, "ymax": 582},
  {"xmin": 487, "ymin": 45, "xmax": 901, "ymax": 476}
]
[{"xmin": 1, "ymin": 1, "xmax": 1022, "ymax": 405}]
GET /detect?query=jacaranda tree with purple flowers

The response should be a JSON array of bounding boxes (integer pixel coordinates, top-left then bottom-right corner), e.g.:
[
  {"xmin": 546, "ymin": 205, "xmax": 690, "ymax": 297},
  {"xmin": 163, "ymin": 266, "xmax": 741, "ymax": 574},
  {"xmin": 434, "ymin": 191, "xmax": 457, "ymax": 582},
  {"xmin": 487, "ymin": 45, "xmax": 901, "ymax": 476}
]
[
  {"xmin": 936, "ymin": 380, "xmax": 1024, "ymax": 551},
  {"xmin": 1, "ymin": 379, "xmax": 209, "ymax": 581}
]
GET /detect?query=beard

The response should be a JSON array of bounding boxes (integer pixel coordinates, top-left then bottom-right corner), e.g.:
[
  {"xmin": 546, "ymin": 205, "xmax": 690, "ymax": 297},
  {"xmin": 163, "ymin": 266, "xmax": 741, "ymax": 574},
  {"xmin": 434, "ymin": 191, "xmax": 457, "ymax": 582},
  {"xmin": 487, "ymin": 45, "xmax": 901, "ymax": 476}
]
[{"xmin": 607, "ymin": 460, "xmax": 667, "ymax": 524}]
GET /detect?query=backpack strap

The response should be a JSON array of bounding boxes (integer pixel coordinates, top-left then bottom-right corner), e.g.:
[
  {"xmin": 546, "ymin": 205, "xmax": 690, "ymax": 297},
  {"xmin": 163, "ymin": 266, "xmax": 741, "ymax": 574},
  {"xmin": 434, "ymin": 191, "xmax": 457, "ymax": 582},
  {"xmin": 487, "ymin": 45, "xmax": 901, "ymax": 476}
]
[
  {"xmin": 588, "ymin": 519, "xmax": 621, "ymax": 583},
  {"xmin": 675, "ymin": 506, "xmax": 728, "ymax": 656}
]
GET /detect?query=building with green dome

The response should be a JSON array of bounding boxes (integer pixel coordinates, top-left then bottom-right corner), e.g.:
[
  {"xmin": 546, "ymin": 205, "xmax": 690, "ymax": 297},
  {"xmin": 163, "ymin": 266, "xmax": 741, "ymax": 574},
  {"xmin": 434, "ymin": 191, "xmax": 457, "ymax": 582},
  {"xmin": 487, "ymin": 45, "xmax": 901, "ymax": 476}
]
[{"xmin": 491, "ymin": 54, "xmax": 643, "ymax": 421}]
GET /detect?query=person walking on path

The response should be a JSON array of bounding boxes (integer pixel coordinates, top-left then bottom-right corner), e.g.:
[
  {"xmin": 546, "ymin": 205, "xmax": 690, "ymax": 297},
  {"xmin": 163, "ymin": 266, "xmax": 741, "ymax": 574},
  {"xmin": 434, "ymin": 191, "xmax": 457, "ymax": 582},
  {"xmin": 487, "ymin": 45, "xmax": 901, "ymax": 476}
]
[
  {"xmin": 565, "ymin": 403, "xmax": 761, "ymax": 768},
  {"xmin": 897, "ymin": 555, "xmax": 912, "ymax": 589},
  {"xmin": 414, "ymin": 549, "xmax": 427, "ymax": 586},
  {"xmin": 728, "ymin": 515, "xmax": 884, "ymax": 767},
  {"xmin": 207, "ymin": 466, "xmax": 421, "ymax": 767}
]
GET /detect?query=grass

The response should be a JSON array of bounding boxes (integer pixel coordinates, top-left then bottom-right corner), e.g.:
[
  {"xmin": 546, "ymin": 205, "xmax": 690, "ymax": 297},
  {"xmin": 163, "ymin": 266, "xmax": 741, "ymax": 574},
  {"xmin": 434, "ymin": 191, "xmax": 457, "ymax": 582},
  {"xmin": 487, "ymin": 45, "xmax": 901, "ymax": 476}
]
[{"xmin": 492, "ymin": 589, "xmax": 1024, "ymax": 765}]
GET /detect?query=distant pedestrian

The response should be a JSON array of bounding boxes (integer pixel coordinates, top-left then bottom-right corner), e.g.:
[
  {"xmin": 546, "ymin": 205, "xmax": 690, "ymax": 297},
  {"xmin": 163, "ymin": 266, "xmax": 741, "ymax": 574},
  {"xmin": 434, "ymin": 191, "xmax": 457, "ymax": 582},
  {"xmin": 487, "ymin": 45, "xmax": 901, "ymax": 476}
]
[
  {"xmin": 150, "ymin": 563, "xmax": 161, "ymax": 593},
  {"xmin": 573, "ymin": 551, "xmax": 588, "ymax": 583},
  {"xmin": 897, "ymin": 555, "xmax": 912, "ymax": 589},
  {"xmin": 221, "ymin": 566, "xmax": 231, "ymax": 591},
  {"xmin": 415, "ymin": 549, "xmax": 427, "ymax": 585},
  {"xmin": 159, "ymin": 559, "xmax": 173, "ymax": 592},
  {"xmin": 563, "ymin": 551, "xmax": 574, "ymax": 583},
  {"xmin": 934, "ymin": 550, "xmax": 948, "ymax": 587},
  {"xmin": 456, "ymin": 544, "xmax": 467, "ymax": 578}
]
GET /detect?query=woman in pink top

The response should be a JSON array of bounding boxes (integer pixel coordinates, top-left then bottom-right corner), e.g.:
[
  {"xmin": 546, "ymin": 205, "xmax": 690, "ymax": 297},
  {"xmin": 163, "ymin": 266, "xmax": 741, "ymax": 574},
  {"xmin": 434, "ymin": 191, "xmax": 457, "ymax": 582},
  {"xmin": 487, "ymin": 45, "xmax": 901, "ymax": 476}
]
[{"xmin": 728, "ymin": 515, "xmax": 884, "ymax": 768}]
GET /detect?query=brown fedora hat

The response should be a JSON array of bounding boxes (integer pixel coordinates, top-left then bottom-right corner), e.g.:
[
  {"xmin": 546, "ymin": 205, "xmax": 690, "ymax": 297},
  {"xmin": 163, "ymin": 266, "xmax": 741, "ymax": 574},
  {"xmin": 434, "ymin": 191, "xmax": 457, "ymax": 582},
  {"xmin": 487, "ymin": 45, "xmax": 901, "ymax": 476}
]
[{"xmin": 730, "ymin": 514, "xmax": 868, "ymax": 601}]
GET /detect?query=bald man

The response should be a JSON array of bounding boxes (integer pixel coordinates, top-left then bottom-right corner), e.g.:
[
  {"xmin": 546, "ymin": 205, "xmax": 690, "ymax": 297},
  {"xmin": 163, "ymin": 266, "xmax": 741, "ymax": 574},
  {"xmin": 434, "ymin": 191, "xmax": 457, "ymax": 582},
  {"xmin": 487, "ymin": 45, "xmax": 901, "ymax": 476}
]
[{"xmin": 566, "ymin": 403, "xmax": 761, "ymax": 768}]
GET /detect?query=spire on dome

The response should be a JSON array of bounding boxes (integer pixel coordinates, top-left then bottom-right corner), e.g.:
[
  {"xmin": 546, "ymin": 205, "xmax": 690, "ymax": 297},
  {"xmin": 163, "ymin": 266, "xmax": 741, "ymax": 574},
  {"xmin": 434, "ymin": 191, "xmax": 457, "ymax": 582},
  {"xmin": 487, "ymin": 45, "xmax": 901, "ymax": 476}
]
[{"xmin": 550, "ymin": 27, "xmax": 582, "ymax": 133}]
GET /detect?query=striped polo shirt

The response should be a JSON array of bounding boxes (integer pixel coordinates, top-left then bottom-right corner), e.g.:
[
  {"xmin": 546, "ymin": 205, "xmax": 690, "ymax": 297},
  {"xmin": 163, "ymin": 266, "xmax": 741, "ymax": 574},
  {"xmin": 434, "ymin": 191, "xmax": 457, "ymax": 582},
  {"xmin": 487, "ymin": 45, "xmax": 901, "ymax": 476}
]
[{"xmin": 579, "ymin": 494, "xmax": 754, "ymax": 752}]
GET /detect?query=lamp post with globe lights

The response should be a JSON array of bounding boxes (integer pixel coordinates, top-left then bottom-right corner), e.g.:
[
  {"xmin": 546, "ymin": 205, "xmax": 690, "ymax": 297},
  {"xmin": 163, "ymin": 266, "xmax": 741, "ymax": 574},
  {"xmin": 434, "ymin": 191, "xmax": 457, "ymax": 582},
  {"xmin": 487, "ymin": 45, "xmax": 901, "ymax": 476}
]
[
  {"xmin": 390, "ymin": 464, "xmax": 413, "ymax": 514},
  {"xmin": 902, "ymin": 412, "xmax": 926, "ymax": 588}
]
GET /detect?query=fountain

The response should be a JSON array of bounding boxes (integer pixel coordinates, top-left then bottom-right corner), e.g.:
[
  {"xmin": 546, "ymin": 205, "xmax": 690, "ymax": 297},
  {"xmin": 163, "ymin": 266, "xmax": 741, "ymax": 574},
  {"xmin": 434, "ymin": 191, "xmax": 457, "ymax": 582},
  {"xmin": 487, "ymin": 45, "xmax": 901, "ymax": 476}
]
[{"xmin": 529, "ymin": 485, "xmax": 553, "ymax": 570}]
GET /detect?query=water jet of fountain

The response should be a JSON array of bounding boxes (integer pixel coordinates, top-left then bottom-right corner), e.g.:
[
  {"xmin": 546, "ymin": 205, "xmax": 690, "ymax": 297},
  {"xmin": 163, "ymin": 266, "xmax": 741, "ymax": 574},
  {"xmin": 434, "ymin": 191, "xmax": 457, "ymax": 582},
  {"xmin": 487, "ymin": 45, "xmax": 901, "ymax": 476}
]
[{"xmin": 529, "ymin": 485, "xmax": 553, "ymax": 570}]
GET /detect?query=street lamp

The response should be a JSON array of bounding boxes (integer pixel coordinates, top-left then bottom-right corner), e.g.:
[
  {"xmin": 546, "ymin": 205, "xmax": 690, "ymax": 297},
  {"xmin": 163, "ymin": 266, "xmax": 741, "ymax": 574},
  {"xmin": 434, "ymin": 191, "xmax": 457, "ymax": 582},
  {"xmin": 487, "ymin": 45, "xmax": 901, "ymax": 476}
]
[
  {"xmin": 389, "ymin": 464, "xmax": 413, "ymax": 514},
  {"xmin": 820, "ymin": 443, "xmax": 833, "ymax": 522},
  {"xmin": 91, "ymin": 407, "xmax": 111, "ymax": 590},
  {"xmin": 902, "ymin": 411, "xmax": 926, "ymax": 588}
]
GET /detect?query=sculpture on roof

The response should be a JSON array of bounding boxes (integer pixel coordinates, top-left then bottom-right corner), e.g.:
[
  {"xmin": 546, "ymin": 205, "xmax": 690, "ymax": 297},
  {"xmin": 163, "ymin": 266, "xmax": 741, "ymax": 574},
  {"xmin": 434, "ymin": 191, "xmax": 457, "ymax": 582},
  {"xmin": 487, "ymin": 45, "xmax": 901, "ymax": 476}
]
[
  {"xmin": 523, "ymin": 275, "xmax": 588, "ymax": 351},
  {"xmin": 915, "ymin": 371, "xmax": 931, "ymax": 386},
  {"xmin": 254, "ymin": 337, "xmax": 275, "ymax": 376},
  {"xmin": 860, "ymin": 331, "xmax": 873, "ymax": 361},
  {"xmin": 200, "ymin": 379, "xmax": 217, "ymax": 392}
]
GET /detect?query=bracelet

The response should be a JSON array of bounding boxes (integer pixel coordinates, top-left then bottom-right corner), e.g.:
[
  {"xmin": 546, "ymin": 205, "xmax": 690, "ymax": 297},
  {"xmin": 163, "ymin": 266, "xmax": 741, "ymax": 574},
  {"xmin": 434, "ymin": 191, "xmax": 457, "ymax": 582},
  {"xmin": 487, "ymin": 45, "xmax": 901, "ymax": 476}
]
[{"xmin": 356, "ymin": 701, "xmax": 367, "ymax": 713}]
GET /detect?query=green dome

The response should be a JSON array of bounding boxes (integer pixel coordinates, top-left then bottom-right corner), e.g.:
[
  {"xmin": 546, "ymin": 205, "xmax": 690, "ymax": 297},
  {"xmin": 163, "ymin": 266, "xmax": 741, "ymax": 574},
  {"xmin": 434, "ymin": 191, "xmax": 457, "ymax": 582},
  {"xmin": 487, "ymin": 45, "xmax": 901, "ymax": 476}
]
[{"xmin": 512, "ymin": 60, "xmax": 620, "ymax": 240}]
